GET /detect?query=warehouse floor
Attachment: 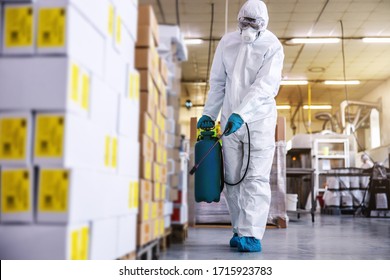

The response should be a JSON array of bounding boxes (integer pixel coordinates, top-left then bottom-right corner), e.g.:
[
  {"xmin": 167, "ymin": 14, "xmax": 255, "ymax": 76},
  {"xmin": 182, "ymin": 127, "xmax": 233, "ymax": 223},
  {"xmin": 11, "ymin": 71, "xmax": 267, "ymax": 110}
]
[{"xmin": 160, "ymin": 215, "xmax": 390, "ymax": 260}]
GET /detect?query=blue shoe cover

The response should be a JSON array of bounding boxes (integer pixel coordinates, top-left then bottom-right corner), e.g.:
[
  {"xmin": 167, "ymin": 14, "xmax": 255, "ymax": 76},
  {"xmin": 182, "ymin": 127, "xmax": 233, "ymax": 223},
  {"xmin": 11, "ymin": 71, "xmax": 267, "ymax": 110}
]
[
  {"xmin": 237, "ymin": 237, "xmax": 262, "ymax": 252},
  {"xmin": 229, "ymin": 233, "xmax": 239, "ymax": 247}
]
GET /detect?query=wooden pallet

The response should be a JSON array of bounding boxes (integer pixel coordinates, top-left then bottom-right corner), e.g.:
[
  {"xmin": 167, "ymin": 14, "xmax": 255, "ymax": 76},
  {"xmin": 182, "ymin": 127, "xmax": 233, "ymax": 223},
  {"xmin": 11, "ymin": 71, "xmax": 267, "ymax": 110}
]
[
  {"xmin": 171, "ymin": 223, "xmax": 188, "ymax": 243},
  {"xmin": 137, "ymin": 239, "xmax": 160, "ymax": 260},
  {"xmin": 160, "ymin": 227, "xmax": 172, "ymax": 251},
  {"xmin": 117, "ymin": 251, "xmax": 136, "ymax": 260}
]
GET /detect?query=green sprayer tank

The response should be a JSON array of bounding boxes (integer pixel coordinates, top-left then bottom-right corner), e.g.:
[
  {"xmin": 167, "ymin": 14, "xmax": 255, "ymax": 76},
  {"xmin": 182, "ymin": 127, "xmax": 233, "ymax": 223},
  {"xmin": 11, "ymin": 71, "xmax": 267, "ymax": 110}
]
[{"xmin": 194, "ymin": 131, "xmax": 223, "ymax": 203}]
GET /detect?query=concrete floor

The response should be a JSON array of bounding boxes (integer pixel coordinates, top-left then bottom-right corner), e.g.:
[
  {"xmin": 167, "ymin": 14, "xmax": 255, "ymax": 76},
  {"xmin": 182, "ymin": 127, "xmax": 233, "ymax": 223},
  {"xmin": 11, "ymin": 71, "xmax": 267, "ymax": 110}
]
[{"xmin": 160, "ymin": 215, "xmax": 390, "ymax": 260}]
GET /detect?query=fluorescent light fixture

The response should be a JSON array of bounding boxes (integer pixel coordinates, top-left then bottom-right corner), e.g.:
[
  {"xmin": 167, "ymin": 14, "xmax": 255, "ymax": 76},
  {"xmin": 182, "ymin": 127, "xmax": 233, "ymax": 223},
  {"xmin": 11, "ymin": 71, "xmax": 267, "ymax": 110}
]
[
  {"xmin": 276, "ymin": 105, "xmax": 291, "ymax": 110},
  {"xmin": 362, "ymin": 37, "xmax": 390, "ymax": 43},
  {"xmin": 280, "ymin": 80, "xmax": 308, "ymax": 85},
  {"xmin": 288, "ymin": 38, "xmax": 340, "ymax": 44},
  {"xmin": 303, "ymin": 105, "xmax": 332, "ymax": 110},
  {"xmin": 324, "ymin": 80, "xmax": 360, "ymax": 85},
  {"xmin": 184, "ymin": 39, "xmax": 203, "ymax": 45}
]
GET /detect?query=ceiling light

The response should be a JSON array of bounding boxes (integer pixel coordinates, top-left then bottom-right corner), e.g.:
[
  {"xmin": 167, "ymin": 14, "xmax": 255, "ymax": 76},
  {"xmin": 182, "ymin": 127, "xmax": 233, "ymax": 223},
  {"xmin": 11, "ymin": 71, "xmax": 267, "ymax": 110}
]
[
  {"xmin": 276, "ymin": 105, "xmax": 291, "ymax": 110},
  {"xmin": 324, "ymin": 80, "xmax": 360, "ymax": 85},
  {"xmin": 288, "ymin": 38, "xmax": 340, "ymax": 44},
  {"xmin": 280, "ymin": 80, "xmax": 308, "ymax": 85},
  {"xmin": 303, "ymin": 105, "xmax": 332, "ymax": 110},
  {"xmin": 184, "ymin": 39, "xmax": 203, "ymax": 45},
  {"xmin": 362, "ymin": 37, "xmax": 390, "ymax": 43}
]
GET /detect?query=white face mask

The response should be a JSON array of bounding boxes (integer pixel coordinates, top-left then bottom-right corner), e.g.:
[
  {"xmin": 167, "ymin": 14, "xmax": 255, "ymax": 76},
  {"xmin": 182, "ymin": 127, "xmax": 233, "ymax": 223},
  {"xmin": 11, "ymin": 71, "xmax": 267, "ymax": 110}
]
[{"xmin": 241, "ymin": 27, "xmax": 258, "ymax": 44}]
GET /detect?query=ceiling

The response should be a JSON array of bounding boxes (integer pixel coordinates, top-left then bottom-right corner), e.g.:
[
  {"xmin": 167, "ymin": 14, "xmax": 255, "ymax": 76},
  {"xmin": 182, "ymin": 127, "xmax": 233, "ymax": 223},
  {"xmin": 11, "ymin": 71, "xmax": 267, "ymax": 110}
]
[{"xmin": 139, "ymin": 0, "xmax": 390, "ymax": 114}]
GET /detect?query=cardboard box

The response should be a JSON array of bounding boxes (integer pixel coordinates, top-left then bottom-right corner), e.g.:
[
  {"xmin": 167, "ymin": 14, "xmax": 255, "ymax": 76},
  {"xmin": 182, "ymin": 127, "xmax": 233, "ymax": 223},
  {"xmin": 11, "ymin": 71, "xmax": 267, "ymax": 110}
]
[
  {"xmin": 157, "ymin": 201, "xmax": 164, "ymax": 217},
  {"xmin": 0, "ymin": 167, "xmax": 34, "ymax": 223},
  {"xmin": 151, "ymin": 218, "xmax": 162, "ymax": 240},
  {"xmin": 139, "ymin": 155, "xmax": 153, "ymax": 181},
  {"xmin": 142, "ymin": 134, "xmax": 154, "ymax": 160},
  {"xmin": 90, "ymin": 77, "xmax": 119, "ymax": 133},
  {"xmin": 171, "ymin": 204, "xmax": 188, "ymax": 224},
  {"xmin": 0, "ymin": 57, "xmax": 90, "ymax": 116},
  {"xmin": 139, "ymin": 112, "xmax": 154, "ymax": 141},
  {"xmin": 90, "ymin": 217, "xmax": 117, "ymax": 260},
  {"xmin": 169, "ymin": 174, "xmax": 180, "ymax": 188},
  {"xmin": 36, "ymin": 2, "xmax": 105, "ymax": 78},
  {"xmin": 118, "ymin": 95, "xmax": 140, "ymax": 142},
  {"xmin": 166, "ymin": 133, "xmax": 181, "ymax": 149},
  {"xmin": 166, "ymin": 106, "xmax": 180, "ymax": 120},
  {"xmin": 168, "ymin": 95, "xmax": 180, "ymax": 108},
  {"xmin": 167, "ymin": 148, "xmax": 180, "ymax": 161},
  {"xmin": 164, "ymin": 201, "xmax": 173, "ymax": 216},
  {"xmin": 33, "ymin": 113, "xmax": 113, "ymax": 172},
  {"xmin": 0, "ymin": 223, "xmax": 89, "ymax": 260},
  {"xmin": 0, "ymin": 112, "xmax": 33, "ymax": 166},
  {"xmin": 275, "ymin": 116, "xmax": 286, "ymax": 141},
  {"xmin": 159, "ymin": 57, "xmax": 168, "ymax": 85},
  {"xmin": 136, "ymin": 25, "xmax": 156, "ymax": 48},
  {"xmin": 37, "ymin": 168, "xmax": 138, "ymax": 223},
  {"xmin": 112, "ymin": 0, "xmax": 138, "ymax": 41},
  {"xmin": 117, "ymin": 137, "xmax": 139, "ymax": 178},
  {"xmin": 137, "ymin": 220, "xmax": 151, "ymax": 246},
  {"xmin": 138, "ymin": 5, "xmax": 159, "ymax": 46},
  {"xmin": 140, "ymin": 179, "xmax": 152, "ymax": 202},
  {"xmin": 167, "ymin": 159, "xmax": 181, "ymax": 176},
  {"xmin": 127, "ymin": 68, "xmax": 140, "ymax": 99},
  {"xmin": 138, "ymin": 201, "xmax": 151, "ymax": 222},
  {"xmin": 113, "ymin": 17, "xmax": 136, "ymax": 66},
  {"xmin": 105, "ymin": 40, "xmax": 127, "ymax": 94},
  {"xmin": 116, "ymin": 213, "xmax": 137, "ymax": 258},
  {"xmin": 135, "ymin": 47, "xmax": 159, "ymax": 83},
  {"xmin": 161, "ymin": 183, "xmax": 166, "ymax": 200},
  {"xmin": 169, "ymin": 188, "xmax": 178, "ymax": 202},
  {"xmin": 153, "ymin": 182, "xmax": 161, "ymax": 201},
  {"xmin": 164, "ymin": 215, "xmax": 171, "ymax": 229},
  {"xmin": 140, "ymin": 91, "xmax": 156, "ymax": 121},
  {"xmin": 1, "ymin": 3, "xmax": 35, "ymax": 55}
]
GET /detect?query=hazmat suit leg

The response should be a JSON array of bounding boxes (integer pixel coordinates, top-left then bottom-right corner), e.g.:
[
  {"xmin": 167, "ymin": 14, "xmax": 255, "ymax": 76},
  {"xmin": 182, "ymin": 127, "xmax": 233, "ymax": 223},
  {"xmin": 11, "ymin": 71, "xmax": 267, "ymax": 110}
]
[{"xmin": 223, "ymin": 116, "xmax": 276, "ymax": 240}]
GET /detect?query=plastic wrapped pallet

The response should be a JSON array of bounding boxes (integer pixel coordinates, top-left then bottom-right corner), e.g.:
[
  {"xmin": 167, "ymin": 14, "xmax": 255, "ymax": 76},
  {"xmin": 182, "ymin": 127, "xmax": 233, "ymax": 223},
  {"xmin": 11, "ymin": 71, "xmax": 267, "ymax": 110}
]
[{"xmin": 267, "ymin": 141, "xmax": 288, "ymax": 227}]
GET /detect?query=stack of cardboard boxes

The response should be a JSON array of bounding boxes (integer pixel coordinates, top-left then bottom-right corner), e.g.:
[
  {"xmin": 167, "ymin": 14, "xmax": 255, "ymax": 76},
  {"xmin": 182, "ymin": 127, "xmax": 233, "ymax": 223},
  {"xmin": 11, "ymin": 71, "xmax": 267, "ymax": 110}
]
[
  {"xmin": 157, "ymin": 25, "xmax": 188, "ymax": 227},
  {"xmin": 0, "ymin": 0, "xmax": 140, "ymax": 259},
  {"xmin": 135, "ymin": 5, "xmax": 170, "ymax": 247}
]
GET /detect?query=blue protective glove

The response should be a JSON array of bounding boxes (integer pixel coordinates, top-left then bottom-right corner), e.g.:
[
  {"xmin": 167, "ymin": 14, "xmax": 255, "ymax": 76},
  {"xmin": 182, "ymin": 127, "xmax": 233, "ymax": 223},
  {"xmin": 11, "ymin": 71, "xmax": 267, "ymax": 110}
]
[
  {"xmin": 224, "ymin": 113, "xmax": 244, "ymax": 136},
  {"xmin": 197, "ymin": 115, "xmax": 215, "ymax": 129}
]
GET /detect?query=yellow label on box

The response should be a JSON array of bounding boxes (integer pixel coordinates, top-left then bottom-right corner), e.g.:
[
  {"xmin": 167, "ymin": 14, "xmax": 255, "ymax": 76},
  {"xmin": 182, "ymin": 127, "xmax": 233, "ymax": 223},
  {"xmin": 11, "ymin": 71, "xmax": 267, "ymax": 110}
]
[
  {"xmin": 134, "ymin": 181, "xmax": 139, "ymax": 208},
  {"xmin": 163, "ymin": 150, "xmax": 167, "ymax": 165},
  {"xmin": 146, "ymin": 119, "xmax": 153, "ymax": 139},
  {"xmin": 34, "ymin": 115, "xmax": 64, "ymax": 158},
  {"xmin": 80, "ymin": 227, "xmax": 89, "ymax": 260},
  {"xmin": 128, "ymin": 74, "xmax": 134, "ymax": 99},
  {"xmin": 111, "ymin": 137, "xmax": 117, "ymax": 168},
  {"xmin": 1, "ymin": 169, "xmax": 30, "ymax": 213},
  {"xmin": 108, "ymin": 4, "xmax": 114, "ymax": 36},
  {"xmin": 81, "ymin": 73, "xmax": 90, "ymax": 111},
  {"xmin": 38, "ymin": 169, "xmax": 69, "ymax": 212},
  {"xmin": 70, "ymin": 63, "xmax": 80, "ymax": 104},
  {"xmin": 143, "ymin": 202, "xmax": 149, "ymax": 221},
  {"xmin": 37, "ymin": 8, "xmax": 66, "ymax": 47},
  {"xmin": 145, "ymin": 161, "xmax": 152, "ymax": 180},
  {"xmin": 104, "ymin": 136, "xmax": 111, "ymax": 167},
  {"xmin": 128, "ymin": 182, "xmax": 133, "ymax": 209},
  {"xmin": 116, "ymin": 16, "xmax": 121, "ymax": 44},
  {"xmin": 5, "ymin": 6, "xmax": 34, "ymax": 47},
  {"xmin": 0, "ymin": 118, "xmax": 28, "ymax": 160},
  {"xmin": 71, "ymin": 229, "xmax": 80, "ymax": 260}
]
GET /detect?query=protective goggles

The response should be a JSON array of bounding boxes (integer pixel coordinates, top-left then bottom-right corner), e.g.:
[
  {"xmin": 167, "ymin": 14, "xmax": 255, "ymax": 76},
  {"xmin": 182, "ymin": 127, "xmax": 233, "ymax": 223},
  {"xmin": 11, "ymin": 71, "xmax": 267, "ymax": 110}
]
[{"xmin": 238, "ymin": 17, "xmax": 263, "ymax": 31}]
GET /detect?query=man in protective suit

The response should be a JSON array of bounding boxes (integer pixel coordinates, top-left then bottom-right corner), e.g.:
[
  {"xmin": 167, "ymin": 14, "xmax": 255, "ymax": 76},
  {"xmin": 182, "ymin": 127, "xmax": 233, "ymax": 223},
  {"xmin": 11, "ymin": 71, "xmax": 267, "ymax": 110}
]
[{"xmin": 197, "ymin": 0, "xmax": 284, "ymax": 252}]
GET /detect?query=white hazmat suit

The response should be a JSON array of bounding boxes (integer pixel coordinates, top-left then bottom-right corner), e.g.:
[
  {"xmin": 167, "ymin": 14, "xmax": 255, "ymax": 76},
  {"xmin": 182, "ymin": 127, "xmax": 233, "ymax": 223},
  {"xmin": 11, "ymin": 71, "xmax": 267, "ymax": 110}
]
[{"xmin": 202, "ymin": 0, "xmax": 284, "ymax": 240}]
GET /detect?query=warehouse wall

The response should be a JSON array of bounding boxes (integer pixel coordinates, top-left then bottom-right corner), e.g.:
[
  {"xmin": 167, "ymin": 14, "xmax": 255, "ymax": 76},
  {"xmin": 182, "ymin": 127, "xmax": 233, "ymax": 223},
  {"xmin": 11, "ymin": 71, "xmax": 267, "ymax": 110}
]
[{"xmin": 360, "ymin": 78, "xmax": 390, "ymax": 147}]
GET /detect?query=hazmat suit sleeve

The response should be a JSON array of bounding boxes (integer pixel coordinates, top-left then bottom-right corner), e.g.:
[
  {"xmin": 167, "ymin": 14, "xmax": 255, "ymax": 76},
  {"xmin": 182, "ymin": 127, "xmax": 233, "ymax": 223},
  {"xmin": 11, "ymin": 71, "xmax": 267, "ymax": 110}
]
[
  {"xmin": 233, "ymin": 42, "xmax": 284, "ymax": 122},
  {"xmin": 202, "ymin": 37, "xmax": 227, "ymax": 121}
]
